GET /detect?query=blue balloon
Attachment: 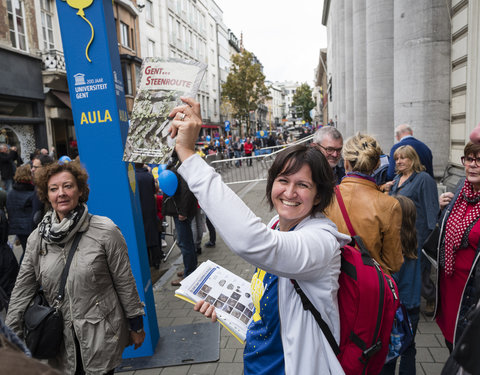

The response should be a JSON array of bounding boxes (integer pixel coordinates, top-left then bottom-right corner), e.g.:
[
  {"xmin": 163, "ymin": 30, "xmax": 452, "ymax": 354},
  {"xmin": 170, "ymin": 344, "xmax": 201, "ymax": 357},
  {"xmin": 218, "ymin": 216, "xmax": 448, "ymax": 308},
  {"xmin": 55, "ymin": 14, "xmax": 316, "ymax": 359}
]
[
  {"xmin": 157, "ymin": 170, "xmax": 178, "ymax": 196},
  {"xmin": 215, "ymin": 140, "xmax": 220, "ymax": 147},
  {"xmin": 58, "ymin": 155, "xmax": 72, "ymax": 165},
  {"xmin": 225, "ymin": 138, "xmax": 230, "ymax": 145},
  {"xmin": 206, "ymin": 135, "xmax": 211, "ymax": 142},
  {"xmin": 158, "ymin": 164, "xmax": 167, "ymax": 171}
]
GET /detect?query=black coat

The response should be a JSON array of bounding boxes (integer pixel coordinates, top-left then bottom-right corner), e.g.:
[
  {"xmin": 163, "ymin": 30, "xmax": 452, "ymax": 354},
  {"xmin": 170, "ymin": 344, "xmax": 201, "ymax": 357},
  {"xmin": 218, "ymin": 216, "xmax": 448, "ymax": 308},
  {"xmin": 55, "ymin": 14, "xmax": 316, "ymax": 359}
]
[
  {"xmin": 6, "ymin": 182, "xmax": 34, "ymax": 235},
  {"xmin": 161, "ymin": 169, "xmax": 197, "ymax": 219},
  {"xmin": 135, "ymin": 167, "xmax": 159, "ymax": 247},
  {"xmin": 0, "ymin": 152, "xmax": 14, "ymax": 180}
]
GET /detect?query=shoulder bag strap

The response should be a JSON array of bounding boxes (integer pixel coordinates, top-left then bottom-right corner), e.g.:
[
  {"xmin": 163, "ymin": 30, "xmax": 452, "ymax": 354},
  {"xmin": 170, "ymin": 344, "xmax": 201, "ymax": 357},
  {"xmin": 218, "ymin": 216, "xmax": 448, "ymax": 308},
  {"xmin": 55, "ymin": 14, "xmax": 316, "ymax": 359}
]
[
  {"xmin": 55, "ymin": 231, "xmax": 83, "ymax": 303},
  {"xmin": 335, "ymin": 187, "xmax": 356, "ymax": 236},
  {"xmin": 290, "ymin": 279, "xmax": 341, "ymax": 355}
]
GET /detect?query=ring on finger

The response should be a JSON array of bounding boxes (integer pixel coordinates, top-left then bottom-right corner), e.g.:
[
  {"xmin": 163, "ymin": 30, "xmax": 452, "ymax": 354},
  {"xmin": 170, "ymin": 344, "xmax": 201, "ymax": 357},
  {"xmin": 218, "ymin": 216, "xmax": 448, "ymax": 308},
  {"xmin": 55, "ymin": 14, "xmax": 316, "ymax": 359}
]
[{"xmin": 179, "ymin": 113, "xmax": 186, "ymax": 121}]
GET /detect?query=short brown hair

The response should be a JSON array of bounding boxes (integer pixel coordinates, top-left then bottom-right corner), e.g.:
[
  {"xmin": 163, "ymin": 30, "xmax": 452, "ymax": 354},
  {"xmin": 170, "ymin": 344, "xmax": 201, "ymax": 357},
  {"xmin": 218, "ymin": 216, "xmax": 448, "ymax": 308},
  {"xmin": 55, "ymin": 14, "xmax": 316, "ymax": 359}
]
[
  {"xmin": 266, "ymin": 144, "xmax": 335, "ymax": 215},
  {"xmin": 464, "ymin": 142, "xmax": 480, "ymax": 158},
  {"xmin": 13, "ymin": 164, "xmax": 32, "ymax": 183},
  {"xmin": 393, "ymin": 145, "xmax": 425, "ymax": 174},
  {"xmin": 35, "ymin": 161, "xmax": 90, "ymax": 207}
]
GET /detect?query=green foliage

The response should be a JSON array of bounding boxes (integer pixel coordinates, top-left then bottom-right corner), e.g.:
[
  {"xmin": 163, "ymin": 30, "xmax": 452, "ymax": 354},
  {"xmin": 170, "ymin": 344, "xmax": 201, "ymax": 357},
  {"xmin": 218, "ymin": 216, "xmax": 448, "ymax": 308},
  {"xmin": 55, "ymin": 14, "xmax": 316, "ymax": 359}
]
[
  {"xmin": 221, "ymin": 50, "xmax": 270, "ymax": 134},
  {"xmin": 292, "ymin": 83, "xmax": 315, "ymax": 122}
]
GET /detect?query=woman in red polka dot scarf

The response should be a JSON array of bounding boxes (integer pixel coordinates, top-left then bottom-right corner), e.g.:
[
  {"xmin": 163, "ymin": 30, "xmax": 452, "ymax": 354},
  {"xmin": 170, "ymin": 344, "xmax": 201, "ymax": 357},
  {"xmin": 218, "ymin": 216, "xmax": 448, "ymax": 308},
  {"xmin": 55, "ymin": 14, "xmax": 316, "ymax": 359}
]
[{"xmin": 435, "ymin": 141, "xmax": 480, "ymax": 353}]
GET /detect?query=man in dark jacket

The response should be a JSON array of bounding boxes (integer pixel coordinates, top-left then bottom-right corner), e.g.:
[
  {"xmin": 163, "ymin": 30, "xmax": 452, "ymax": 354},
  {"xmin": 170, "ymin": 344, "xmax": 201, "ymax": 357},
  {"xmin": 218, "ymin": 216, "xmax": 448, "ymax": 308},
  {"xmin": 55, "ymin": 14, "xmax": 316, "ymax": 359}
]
[
  {"xmin": 135, "ymin": 163, "xmax": 163, "ymax": 269},
  {"xmin": 162, "ymin": 167, "xmax": 198, "ymax": 286},
  {"xmin": 312, "ymin": 126, "xmax": 345, "ymax": 184}
]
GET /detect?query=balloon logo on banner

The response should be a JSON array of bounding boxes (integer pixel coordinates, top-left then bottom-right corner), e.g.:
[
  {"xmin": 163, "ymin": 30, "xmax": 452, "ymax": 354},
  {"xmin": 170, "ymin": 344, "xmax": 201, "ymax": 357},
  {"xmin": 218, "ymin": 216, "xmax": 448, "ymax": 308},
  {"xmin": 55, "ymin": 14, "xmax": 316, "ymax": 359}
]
[
  {"xmin": 58, "ymin": 155, "xmax": 72, "ymax": 165},
  {"xmin": 151, "ymin": 166, "xmax": 159, "ymax": 180},
  {"xmin": 62, "ymin": 0, "xmax": 95, "ymax": 62},
  {"xmin": 158, "ymin": 170, "xmax": 178, "ymax": 196}
]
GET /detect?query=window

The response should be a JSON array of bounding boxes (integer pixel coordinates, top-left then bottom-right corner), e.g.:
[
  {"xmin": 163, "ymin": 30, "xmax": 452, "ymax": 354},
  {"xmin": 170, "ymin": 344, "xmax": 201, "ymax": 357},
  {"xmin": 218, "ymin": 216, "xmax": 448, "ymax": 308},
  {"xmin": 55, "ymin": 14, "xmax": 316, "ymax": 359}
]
[
  {"xmin": 192, "ymin": 35, "xmax": 197, "ymax": 58},
  {"xmin": 120, "ymin": 22, "xmax": 129, "ymax": 47},
  {"xmin": 168, "ymin": 15, "xmax": 174, "ymax": 40},
  {"xmin": 147, "ymin": 39, "xmax": 155, "ymax": 57},
  {"xmin": 7, "ymin": 0, "xmax": 27, "ymax": 51},
  {"xmin": 188, "ymin": 30, "xmax": 192, "ymax": 51},
  {"xmin": 130, "ymin": 28, "xmax": 135, "ymax": 50},
  {"xmin": 182, "ymin": 26, "xmax": 186, "ymax": 50},
  {"xmin": 145, "ymin": 0, "xmax": 153, "ymax": 23},
  {"xmin": 122, "ymin": 62, "xmax": 133, "ymax": 95},
  {"xmin": 40, "ymin": 0, "xmax": 54, "ymax": 50},
  {"xmin": 176, "ymin": 21, "xmax": 181, "ymax": 41}
]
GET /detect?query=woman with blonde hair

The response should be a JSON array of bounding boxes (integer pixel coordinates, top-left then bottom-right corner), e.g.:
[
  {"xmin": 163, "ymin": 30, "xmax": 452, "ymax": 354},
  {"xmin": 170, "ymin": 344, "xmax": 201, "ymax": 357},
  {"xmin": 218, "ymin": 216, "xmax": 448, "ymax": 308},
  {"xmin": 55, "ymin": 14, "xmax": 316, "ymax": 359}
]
[
  {"xmin": 381, "ymin": 145, "xmax": 439, "ymax": 374},
  {"xmin": 388, "ymin": 145, "xmax": 439, "ymax": 314},
  {"xmin": 325, "ymin": 133, "xmax": 404, "ymax": 275}
]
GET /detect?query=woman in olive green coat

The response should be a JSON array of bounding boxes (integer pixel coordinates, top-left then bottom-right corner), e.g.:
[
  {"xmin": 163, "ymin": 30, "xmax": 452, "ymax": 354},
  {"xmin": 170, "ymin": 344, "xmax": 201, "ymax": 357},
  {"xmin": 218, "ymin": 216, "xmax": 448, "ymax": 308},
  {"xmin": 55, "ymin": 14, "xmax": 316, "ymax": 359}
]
[{"xmin": 6, "ymin": 161, "xmax": 145, "ymax": 374}]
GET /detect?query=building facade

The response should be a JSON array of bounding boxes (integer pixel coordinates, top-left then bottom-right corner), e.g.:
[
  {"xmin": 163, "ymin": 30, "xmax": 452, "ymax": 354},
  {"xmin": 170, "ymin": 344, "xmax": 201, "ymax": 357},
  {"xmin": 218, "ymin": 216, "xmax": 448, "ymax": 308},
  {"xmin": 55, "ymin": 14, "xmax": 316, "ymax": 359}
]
[
  {"xmin": 313, "ymin": 48, "xmax": 328, "ymax": 127},
  {"xmin": 0, "ymin": 0, "xmax": 47, "ymax": 162},
  {"xmin": 322, "ymin": 0, "xmax": 451, "ymax": 177}
]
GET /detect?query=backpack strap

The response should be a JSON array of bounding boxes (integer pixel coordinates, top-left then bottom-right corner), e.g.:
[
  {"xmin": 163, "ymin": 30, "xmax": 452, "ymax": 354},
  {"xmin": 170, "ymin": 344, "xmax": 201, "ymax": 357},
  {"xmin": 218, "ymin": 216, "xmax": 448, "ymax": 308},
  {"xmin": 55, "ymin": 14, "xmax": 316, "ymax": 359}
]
[
  {"xmin": 335, "ymin": 187, "xmax": 356, "ymax": 236},
  {"xmin": 271, "ymin": 221, "xmax": 341, "ymax": 354},
  {"xmin": 290, "ymin": 279, "xmax": 341, "ymax": 356}
]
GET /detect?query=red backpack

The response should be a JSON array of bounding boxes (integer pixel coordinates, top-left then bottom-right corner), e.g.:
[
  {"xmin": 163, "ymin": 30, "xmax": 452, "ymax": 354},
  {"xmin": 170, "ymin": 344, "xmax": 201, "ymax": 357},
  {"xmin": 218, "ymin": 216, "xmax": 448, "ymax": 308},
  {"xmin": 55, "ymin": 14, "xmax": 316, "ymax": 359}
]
[{"xmin": 291, "ymin": 188, "xmax": 399, "ymax": 375}]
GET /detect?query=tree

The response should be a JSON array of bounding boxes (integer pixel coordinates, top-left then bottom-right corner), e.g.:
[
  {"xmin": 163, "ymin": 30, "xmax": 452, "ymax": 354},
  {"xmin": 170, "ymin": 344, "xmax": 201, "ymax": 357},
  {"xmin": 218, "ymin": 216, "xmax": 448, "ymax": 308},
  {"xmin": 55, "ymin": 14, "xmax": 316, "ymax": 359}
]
[
  {"xmin": 221, "ymin": 50, "xmax": 270, "ymax": 135},
  {"xmin": 292, "ymin": 83, "xmax": 315, "ymax": 123}
]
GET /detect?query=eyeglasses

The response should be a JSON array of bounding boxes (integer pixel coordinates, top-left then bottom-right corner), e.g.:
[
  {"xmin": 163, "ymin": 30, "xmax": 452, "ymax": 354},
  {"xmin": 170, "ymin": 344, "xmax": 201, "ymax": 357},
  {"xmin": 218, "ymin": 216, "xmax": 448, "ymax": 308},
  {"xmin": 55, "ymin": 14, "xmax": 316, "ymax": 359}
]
[
  {"xmin": 461, "ymin": 156, "xmax": 480, "ymax": 167},
  {"xmin": 317, "ymin": 144, "xmax": 342, "ymax": 155}
]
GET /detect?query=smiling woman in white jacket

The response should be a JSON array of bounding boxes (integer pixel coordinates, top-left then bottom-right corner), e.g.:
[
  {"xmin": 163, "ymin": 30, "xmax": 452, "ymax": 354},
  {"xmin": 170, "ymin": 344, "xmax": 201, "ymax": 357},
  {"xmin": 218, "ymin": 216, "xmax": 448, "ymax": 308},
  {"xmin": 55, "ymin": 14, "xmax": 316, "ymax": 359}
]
[{"xmin": 169, "ymin": 97, "xmax": 351, "ymax": 375}]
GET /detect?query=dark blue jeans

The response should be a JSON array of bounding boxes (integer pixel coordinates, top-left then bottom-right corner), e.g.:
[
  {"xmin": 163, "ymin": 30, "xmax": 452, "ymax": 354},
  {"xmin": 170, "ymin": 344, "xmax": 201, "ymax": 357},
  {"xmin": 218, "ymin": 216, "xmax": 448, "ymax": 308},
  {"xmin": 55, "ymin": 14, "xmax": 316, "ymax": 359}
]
[
  {"xmin": 380, "ymin": 306, "xmax": 420, "ymax": 375},
  {"xmin": 174, "ymin": 216, "xmax": 197, "ymax": 277}
]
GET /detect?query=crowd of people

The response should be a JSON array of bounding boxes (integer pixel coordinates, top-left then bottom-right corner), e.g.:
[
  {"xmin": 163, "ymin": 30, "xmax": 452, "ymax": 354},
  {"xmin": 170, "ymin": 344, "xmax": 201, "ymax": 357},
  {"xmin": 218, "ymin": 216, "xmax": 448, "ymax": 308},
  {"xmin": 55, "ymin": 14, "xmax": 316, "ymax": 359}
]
[
  {"xmin": 0, "ymin": 97, "xmax": 479, "ymax": 374},
  {"xmin": 194, "ymin": 127, "xmax": 315, "ymax": 165},
  {"xmin": 168, "ymin": 98, "xmax": 480, "ymax": 375}
]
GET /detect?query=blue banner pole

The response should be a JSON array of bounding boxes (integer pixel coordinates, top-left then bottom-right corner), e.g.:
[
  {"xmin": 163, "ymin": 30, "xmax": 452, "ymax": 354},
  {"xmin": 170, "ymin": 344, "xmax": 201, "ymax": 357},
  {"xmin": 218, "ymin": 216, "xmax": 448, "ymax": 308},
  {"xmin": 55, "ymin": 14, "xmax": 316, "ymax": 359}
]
[{"xmin": 55, "ymin": 0, "xmax": 159, "ymax": 357}]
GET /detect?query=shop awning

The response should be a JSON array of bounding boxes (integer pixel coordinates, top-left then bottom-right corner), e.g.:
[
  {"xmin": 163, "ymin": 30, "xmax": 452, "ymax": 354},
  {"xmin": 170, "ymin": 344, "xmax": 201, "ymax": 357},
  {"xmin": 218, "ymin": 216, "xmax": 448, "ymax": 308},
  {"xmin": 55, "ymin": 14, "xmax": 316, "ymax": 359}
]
[
  {"xmin": 202, "ymin": 124, "xmax": 220, "ymax": 129},
  {"xmin": 51, "ymin": 90, "xmax": 71, "ymax": 109}
]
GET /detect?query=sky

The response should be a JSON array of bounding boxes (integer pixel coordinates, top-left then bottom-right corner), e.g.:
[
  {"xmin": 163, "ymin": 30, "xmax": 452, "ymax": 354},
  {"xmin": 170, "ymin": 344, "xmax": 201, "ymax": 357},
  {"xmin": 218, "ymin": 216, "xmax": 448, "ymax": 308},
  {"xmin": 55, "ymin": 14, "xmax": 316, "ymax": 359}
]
[{"xmin": 214, "ymin": 0, "xmax": 328, "ymax": 86}]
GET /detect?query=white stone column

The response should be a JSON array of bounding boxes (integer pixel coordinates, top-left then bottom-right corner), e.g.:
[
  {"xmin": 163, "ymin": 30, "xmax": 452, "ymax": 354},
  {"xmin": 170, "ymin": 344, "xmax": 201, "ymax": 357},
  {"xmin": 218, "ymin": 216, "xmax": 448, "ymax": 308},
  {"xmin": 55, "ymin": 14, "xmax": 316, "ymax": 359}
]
[
  {"xmin": 366, "ymin": 0, "xmax": 394, "ymax": 152},
  {"xmin": 337, "ymin": 0, "xmax": 346, "ymax": 135},
  {"xmin": 344, "ymin": 0, "xmax": 354, "ymax": 137},
  {"xmin": 394, "ymin": 0, "xmax": 450, "ymax": 176},
  {"xmin": 353, "ymin": 0, "xmax": 367, "ymax": 133}
]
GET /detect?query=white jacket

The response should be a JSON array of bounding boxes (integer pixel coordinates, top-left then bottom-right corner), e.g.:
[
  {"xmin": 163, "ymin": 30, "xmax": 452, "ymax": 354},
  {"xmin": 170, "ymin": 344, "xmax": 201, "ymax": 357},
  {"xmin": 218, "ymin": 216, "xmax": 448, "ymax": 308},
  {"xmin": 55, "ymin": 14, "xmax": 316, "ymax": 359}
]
[{"xmin": 179, "ymin": 154, "xmax": 351, "ymax": 374}]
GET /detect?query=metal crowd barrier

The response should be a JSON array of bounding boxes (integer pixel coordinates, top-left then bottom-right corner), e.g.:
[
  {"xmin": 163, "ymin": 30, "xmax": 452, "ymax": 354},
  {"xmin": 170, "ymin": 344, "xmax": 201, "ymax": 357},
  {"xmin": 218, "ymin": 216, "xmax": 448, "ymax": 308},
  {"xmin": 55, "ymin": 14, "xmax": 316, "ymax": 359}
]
[{"xmin": 210, "ymin": 135, "xmax": 314, "ymax": 185}]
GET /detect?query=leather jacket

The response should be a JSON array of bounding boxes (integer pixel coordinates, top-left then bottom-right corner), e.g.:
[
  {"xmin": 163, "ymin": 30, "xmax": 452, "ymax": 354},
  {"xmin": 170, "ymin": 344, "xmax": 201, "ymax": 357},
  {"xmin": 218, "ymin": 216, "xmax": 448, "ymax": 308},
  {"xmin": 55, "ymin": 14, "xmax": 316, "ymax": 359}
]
[{"xmin": 325, "ymin": 176, "xmax": 404, "ymax": 275}]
